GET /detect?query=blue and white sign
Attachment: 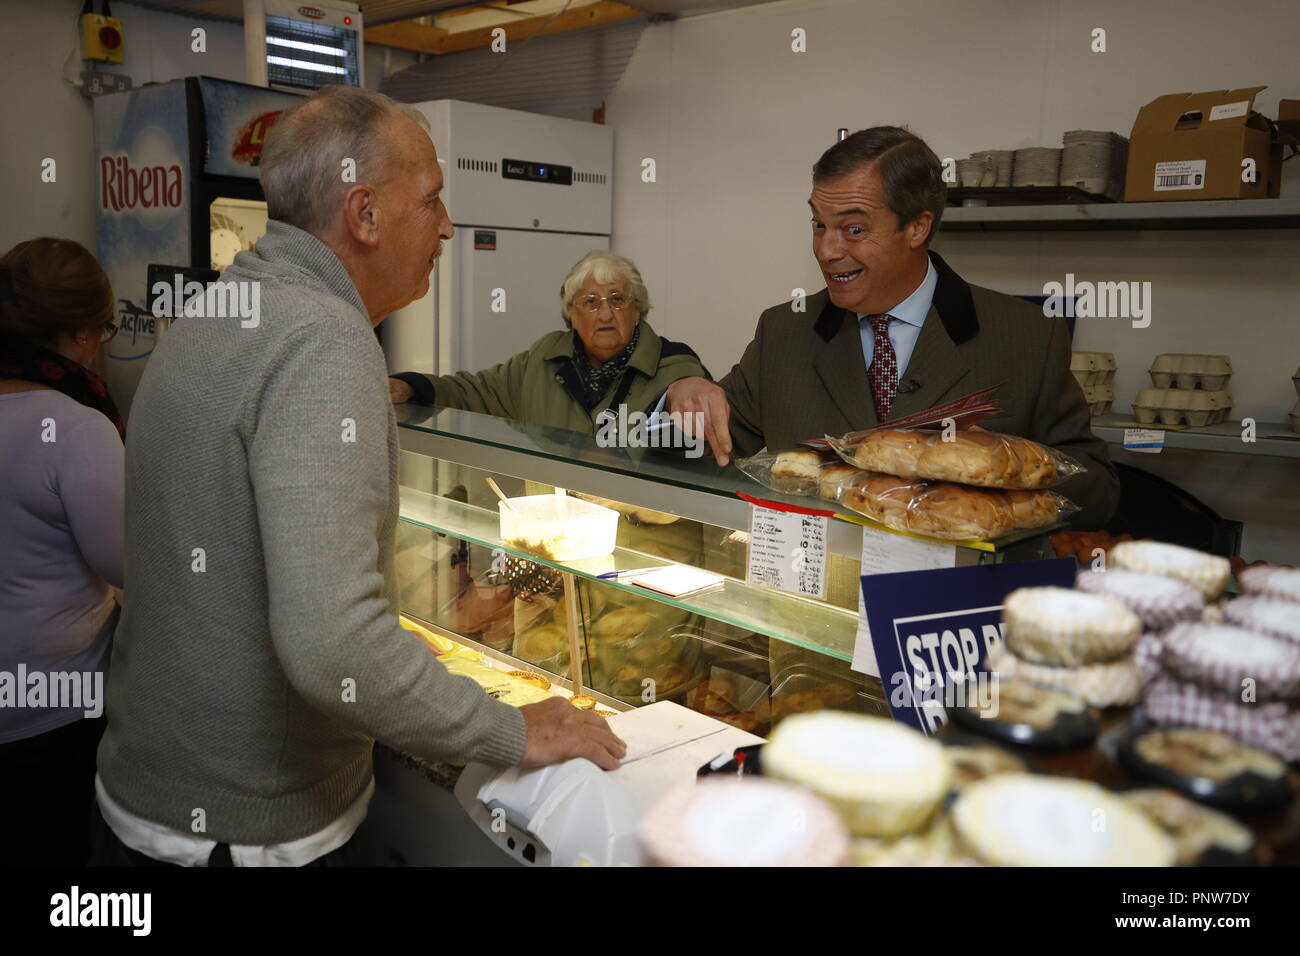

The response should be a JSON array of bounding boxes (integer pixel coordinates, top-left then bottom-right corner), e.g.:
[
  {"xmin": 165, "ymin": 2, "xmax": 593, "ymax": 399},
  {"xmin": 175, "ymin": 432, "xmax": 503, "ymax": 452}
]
[{"xmin": 858, "ymin": 558, "xmax": 1077, "ymax": 734}]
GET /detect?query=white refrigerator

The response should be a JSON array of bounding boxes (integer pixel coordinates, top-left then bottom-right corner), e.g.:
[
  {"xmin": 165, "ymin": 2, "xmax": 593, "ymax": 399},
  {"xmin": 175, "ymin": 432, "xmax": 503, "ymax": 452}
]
[{"xmin": 382, "ymin": 100, "xmax": 614, "ymax": 379}]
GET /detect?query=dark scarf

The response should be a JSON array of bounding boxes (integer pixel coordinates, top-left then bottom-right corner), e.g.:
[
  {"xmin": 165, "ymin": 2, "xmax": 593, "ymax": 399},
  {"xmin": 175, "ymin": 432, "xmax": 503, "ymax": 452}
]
[
  {"xmin": 0, "ymin": 334, "xmax": 125, "ymax": 441},
  {"xmin": 572, "ymin": 323, "xmax": 641, "ymax": 411}
]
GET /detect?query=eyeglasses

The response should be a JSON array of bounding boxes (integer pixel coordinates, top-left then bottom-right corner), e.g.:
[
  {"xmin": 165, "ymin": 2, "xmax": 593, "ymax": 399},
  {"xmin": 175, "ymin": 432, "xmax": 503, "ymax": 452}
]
[{"xmin": 573, "ymin": 293, "xmax": 629, "ymax": 314}]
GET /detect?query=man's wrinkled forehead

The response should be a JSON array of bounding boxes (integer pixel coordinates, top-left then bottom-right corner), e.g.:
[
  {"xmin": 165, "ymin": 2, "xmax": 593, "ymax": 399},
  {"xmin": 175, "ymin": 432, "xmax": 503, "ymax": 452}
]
[{"xmin": 808, "ymin": 166, "xmax": 883, "ymax": 220}]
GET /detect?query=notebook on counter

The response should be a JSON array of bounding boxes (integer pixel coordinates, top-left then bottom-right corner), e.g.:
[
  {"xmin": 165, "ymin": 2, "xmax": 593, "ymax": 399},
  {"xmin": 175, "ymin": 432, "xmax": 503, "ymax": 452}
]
[{"xmin": 628, "ymin": 565, "xmax": 726, "ymax": 598}]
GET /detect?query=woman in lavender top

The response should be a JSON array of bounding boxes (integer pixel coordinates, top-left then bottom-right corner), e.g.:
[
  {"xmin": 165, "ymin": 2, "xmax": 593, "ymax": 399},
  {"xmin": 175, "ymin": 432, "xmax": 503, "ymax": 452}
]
[{"xmin": 0, "ymin": 238, "xmax": 123, "ymax": 867}]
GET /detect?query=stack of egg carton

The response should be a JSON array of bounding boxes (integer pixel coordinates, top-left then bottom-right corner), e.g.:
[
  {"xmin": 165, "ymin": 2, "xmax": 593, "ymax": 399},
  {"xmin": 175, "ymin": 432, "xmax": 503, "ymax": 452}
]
[
  {"xmin": 1071, "ymin": 351, "xmax": 1116, "ymax": 414},
  {"xmin": 1133, "ymin": 354, "xmax": 1233, "ymax": 427}
]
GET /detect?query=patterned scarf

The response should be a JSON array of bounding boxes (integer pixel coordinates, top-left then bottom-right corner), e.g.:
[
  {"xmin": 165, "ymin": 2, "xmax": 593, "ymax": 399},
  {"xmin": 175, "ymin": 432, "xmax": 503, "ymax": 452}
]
[
  {"xmin": 572, "ymin": 323, "xmax": 641, "ymax": 411},
  {"xmin": 0, "ymin": 333, "xmax": 125, "ymax": 441}
]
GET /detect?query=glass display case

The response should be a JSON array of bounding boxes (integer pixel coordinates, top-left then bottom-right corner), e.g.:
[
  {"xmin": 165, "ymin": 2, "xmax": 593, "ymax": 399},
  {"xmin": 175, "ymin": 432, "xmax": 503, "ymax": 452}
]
[{"xmin": 394, "ymin": 406, "xmax": 1057, "ymax": 735}]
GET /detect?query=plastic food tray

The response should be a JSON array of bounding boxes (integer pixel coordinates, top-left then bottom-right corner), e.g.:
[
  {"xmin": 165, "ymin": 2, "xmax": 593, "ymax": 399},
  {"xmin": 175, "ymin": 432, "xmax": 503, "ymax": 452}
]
[{"xmin": 499, "ymin": 494, "xmax": 618, "ymax": 561}]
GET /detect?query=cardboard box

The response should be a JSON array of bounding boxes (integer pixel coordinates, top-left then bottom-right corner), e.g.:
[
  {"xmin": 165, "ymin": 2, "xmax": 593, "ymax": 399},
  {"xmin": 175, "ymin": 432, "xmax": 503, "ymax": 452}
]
[{"xmin": 1124, "ymin": 87, "xmax": 1282, "ymax": 201}]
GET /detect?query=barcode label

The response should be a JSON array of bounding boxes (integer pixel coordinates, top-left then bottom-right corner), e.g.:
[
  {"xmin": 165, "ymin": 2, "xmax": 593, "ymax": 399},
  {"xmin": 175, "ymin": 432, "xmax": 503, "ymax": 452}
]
[{"xmin": 1153, "ymin": 159, "xmax": 1206, "ymax": 192}]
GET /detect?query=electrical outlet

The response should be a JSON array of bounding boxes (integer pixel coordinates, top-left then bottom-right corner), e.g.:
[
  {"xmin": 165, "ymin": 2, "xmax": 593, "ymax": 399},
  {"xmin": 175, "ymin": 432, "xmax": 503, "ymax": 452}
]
[{"xmin": 80, "ymin": 71, "xmax": 133, "ymax": 98}]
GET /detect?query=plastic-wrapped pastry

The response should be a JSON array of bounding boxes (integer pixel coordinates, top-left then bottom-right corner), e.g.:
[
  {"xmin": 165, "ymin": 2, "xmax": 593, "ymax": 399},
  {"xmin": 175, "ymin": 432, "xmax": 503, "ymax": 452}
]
[
  {"xmin": 986, "ymin": 642, "xmax": 1142, "ymax": 707},
  {"xmin": 1223, "ymin": 596, "xmax": 1300, "ymax": 646},
  {"xmin": 1002, "ymin": 586, "xmax": 1141, "ymax": 666},
  {"xmin": 1109, "ymin": 541, "xmax": 1231, "ymax": 599},
  {"xmin": 828, "ymin": 426, "xmax": 1083, "ymax": 490},
  {"xmin": 841, "ymin": 473, "xmax": 1014, "ymax": 541},
  {"xmin": 952, "ymin": 774, "xmax": 1175, "ymax": 867},
  {"xmin": 763, "ymin": 712, "xmax": 952, "ymax": 838},
  {"xmin": 1074, "ymin": 568, "xmax": 1204, "ymax": 632},
  {"xmin": 1237, "ymin": 565, "xmax": 1300, "ymax": 605},
  {"xmin": 639, "ymin": 779, "xmax": 850, "ymax": 867},
  {"xmin": 735, "ymin": 448, "xmax": 837, "ymax": 497},
  {"xmin": 1004, "ymin": 489, "xmax": 1064, "ymax": 530},
  {"xmin": 1159, "ymin": 622, "xmax": 1300, "ymax": 701},
  {"xmin": 818, "ymin": 463, "xmax": 861, "ymax": 502},
  {"xmin": 840, "ymin": 473, "xmax": 1076, "ymax": 541}
]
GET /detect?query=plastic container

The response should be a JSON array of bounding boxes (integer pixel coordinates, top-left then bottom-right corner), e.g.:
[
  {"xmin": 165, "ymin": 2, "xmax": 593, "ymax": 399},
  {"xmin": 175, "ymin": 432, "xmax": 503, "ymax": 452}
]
[{"xmin": 499, "ymin": 494, "xmax": 618, "ymax": 561}]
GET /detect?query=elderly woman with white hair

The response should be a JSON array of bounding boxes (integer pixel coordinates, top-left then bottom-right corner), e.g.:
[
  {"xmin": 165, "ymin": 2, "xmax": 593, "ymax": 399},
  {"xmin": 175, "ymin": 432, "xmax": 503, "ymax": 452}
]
[{"xmin": 388, "ymin": 250, "xmax": 710, "ymax": 429}]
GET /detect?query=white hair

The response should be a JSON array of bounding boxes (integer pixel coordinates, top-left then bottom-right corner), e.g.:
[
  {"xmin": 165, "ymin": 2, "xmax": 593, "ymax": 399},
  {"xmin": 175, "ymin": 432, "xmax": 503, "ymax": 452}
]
[
  {"xmin": 560, "ymin": 250, "xmax": 652, "ymax": 328},
  {"xmin": 259, "ymin": 85, "xmax": 429, "ymax": 237}
]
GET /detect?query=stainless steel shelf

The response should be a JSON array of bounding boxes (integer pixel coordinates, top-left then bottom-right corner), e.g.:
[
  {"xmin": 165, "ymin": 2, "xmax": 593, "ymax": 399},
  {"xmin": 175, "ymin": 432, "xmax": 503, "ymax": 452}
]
[
  {"xmin": 1092, "ymin": 416, "xmax": 1300, "ymax": 458},
  {"xmin": 942, "ymin": 197, "xmax": 1300, "ymax": 232}
]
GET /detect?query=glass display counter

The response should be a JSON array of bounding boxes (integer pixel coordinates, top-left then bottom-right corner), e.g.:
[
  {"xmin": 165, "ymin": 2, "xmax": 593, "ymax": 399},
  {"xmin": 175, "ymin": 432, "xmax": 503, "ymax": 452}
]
[{"xmin": 394, "ymin": 406, "xmax": 1056, "ymax": 735}]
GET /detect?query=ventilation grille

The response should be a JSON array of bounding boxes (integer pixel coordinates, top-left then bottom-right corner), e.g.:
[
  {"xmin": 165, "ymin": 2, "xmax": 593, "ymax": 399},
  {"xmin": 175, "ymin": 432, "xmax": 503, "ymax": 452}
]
[
  {"xmin": 265, "ymin": 14, "xmax": 360, "ymax": 92},
  {"xmin": 574, "ymin": 171, "xmax": 607, "ymax": 185},
  {"xmin": 456, "ymin": 158, "xmax": 499, "ymax": 173}
]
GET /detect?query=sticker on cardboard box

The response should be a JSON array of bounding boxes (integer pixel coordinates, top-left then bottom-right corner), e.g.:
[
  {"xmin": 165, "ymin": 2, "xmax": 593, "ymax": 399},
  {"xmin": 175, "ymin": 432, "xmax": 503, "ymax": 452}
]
[
  {"xmin": 1209, "ymin": 100, "xmax": 1249, "ymax": 122},
  {"xmin": 1153, "ymin": 160, "xmax": 1206, "ymax": 191}
]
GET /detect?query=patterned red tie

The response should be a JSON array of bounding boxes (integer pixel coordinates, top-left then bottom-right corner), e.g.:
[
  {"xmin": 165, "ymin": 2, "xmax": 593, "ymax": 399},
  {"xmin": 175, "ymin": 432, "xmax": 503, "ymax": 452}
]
[{"xmin": 868, "ymin": 313, "xmax": 898, "ymax": 422}]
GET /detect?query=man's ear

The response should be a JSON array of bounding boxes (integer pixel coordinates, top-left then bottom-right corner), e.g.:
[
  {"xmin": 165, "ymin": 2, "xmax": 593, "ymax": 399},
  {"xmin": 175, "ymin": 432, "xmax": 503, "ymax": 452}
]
[
  {"xmin": 342, "ymin": 184, "xmax": 381, "ymax": 248},
  {"xmin": 906, "ymin": 211, "xmax": 934, "ymax": 249}
]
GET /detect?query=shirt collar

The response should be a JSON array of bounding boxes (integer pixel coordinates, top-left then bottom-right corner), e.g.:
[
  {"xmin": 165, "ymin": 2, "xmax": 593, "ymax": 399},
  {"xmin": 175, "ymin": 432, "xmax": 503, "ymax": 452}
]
[
  {"xmin": 250, "ymin": 220, "xmax": 369, "ymax": 323},
  {"xmin": 856, "ymin": 256, "xmax": 938, "ymax": 328}
]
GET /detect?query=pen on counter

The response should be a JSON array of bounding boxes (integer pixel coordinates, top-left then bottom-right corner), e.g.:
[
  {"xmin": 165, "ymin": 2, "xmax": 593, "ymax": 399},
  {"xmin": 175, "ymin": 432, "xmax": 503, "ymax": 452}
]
[{"xmin": 596, "ymin": 566, "xmax": 671, "ymax": 579}]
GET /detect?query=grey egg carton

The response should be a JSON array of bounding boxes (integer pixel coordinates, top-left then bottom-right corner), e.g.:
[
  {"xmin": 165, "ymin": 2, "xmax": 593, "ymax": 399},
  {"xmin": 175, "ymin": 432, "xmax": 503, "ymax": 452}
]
[
  {"xmin": 1081, "ymin": 381, "xmax": 1114, "ymax": 415},
  {"xmin": 1148, "ymin": 353, "xmax": 1232, "ymax": 390},
  {"xmin": 1133, "ymin": 387, "xmax": 1234, "ymax": 427},
  {"xmin": 1071, "ymin": 351, "xmax": 1117, "ymax": 390}
]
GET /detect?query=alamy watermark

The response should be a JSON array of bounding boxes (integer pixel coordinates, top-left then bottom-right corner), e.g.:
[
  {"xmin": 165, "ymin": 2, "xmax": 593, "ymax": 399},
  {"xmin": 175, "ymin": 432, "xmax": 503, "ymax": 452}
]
[
  {"xmin": 151, "ymin": 275, "xmax": 260, "ymax": 328},
  {"xmin": 594, "ymin": 404, "xmax": 707, "ymax": 459},
  {"xmin": 0, "ymin": 666, "xmax": 103, "ymax": 718},
  {"xmin": 50, "ymin": 886, "xmax": 150, "ymax": 936},
  {"xmin": 1041, "ymin": 273, "xmax": 1151, "ymax": 328}
]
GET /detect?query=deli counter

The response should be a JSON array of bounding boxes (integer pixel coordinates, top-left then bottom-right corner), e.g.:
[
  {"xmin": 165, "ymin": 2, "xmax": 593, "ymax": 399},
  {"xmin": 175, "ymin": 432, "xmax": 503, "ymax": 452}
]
[{"xmin": 353, "ymin": 405, "xmax": 1059, "ymax": 865}]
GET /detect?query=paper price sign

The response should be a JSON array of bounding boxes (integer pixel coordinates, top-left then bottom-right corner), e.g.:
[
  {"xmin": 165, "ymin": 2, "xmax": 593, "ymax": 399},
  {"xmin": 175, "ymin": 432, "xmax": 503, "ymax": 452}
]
[{"xmin": 746, "ymin": 505, "xmax": 828, "ymax": 599}]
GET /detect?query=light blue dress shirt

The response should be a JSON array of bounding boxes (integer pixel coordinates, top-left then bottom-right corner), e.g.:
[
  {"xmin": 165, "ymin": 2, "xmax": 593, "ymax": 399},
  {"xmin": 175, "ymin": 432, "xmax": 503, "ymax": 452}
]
[{"xmin": 858, "ymin": 257, "xmax": 937, "ymax": 381}]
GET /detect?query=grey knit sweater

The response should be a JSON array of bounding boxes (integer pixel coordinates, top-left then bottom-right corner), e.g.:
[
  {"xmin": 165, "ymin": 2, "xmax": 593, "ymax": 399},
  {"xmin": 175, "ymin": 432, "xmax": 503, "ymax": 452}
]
[{"xmin": 97, "ymin": 221, "xmax": 527, "ymax": 844}]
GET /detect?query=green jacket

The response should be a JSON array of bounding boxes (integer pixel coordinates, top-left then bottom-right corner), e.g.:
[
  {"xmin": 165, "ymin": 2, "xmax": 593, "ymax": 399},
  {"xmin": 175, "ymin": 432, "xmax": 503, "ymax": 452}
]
[{"xmin": 399, "ymin": 321, "xmax": 710, "ymax": 432}]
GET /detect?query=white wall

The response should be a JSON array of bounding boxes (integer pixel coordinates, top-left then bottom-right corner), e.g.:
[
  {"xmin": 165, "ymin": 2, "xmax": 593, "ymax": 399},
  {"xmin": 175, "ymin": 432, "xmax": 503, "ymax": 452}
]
[{"xmin": 606, "ymin": 0, "xmax": 1300, "ymax": 561}]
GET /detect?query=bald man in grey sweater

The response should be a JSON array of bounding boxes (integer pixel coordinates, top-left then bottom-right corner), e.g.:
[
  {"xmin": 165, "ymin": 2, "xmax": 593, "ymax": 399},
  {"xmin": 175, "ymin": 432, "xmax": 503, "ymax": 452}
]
[{"xmin": 93, "ymin": 87, "xmax": 623, "ymax": 867}]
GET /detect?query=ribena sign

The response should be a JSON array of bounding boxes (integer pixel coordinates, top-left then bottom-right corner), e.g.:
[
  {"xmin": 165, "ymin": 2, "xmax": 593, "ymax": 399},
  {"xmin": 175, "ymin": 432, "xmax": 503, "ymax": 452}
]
[{"xmin": 100, "ymin": 155, "xmax": 183, "ymax": 211}]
